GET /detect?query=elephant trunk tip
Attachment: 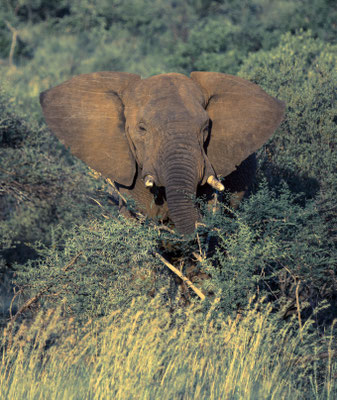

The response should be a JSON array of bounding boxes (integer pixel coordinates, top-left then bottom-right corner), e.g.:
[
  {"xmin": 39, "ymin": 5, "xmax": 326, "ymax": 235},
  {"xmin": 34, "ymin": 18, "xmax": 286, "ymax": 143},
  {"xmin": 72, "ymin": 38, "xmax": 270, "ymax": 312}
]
[{"xmin": 175, "ymin": 220, "xmax": 197, "ymax": 236}]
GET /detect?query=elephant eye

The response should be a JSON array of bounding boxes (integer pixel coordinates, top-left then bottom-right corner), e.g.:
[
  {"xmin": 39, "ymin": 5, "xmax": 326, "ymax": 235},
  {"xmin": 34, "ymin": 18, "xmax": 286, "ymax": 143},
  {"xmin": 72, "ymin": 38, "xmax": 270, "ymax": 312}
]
[
  {"xmin": 202, "ymin": 124, "xmax": 209, "ymax": 141},
  {"xmin": 138, "ymin": 123, "xmax": 147, "ymax": 135}
]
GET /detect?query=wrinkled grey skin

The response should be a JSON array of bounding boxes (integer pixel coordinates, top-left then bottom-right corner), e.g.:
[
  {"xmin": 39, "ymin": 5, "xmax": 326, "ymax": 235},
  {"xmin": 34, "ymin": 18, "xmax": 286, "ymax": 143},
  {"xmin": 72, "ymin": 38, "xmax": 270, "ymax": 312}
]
[{"xmin": 40, "ymin": 71, "xmax": 284, "ymax": 235}]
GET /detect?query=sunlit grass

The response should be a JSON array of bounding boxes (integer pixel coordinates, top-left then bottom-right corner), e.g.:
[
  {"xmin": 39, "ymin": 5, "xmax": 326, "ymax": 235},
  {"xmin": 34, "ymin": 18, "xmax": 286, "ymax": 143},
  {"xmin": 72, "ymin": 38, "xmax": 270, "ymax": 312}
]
[{"xmin": 1, "ymin": 296, "xmax": 336, "ymax": 400}]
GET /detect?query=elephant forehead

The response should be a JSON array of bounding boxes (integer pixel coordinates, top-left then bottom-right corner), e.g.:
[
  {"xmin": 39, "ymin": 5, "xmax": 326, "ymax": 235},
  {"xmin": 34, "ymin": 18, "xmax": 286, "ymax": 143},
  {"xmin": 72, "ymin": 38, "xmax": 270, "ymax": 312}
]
[
  {"xmin": 146, "ymin": 104, "xmax": 206, "ymax": 128},
  {"xmin": 125, "ymin": 74, "xmax": 207, "ymax": 124},
  {"xmin": 129, "ymin": 74, "xmax": 202, "ymax": 102}
]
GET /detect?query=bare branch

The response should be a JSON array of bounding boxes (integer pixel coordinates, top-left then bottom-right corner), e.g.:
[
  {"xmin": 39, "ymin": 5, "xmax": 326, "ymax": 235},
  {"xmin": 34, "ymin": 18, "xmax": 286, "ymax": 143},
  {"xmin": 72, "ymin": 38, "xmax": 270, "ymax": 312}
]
[
  {"xmin": 62, "ymin": 252, "xmax": 83, "ymax": 272},
  {"xmin": 154, "ymin": 252, "xmax": 205, "ymax": 300},
  {"xmin": 295, "ymin": 280, "xmax": 303, "ymax": 341},
  {"xmin": 5, "ymin": 21, "xmax": 18, "ymax": 67}
]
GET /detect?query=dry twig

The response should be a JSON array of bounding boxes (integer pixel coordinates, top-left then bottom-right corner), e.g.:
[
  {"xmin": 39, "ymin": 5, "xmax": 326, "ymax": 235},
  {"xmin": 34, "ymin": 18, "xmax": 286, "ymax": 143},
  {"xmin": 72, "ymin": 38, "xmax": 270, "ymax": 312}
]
[
  {"xmin": 62, "ymin": 252, "xmax": 83, "ymax": 272},
  {"xmin": 154, "ymin": 252, "xmax": 205, "ymax": 300},
  {"xmin": 295, "ymin": 280, "xmax": 303, "ymax": 341},
  {"xmin": 192, "ymin": 251, "xmax": 206, "ymax": 263},
  {"xmin": 5, "ymin": 21, "xmax": 18, "ymax": 66}
]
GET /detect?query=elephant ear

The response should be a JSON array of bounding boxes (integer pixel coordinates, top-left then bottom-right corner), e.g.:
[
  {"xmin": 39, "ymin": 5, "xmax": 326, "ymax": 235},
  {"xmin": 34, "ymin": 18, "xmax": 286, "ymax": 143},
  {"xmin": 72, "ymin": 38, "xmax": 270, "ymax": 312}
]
[
  {"xmin": 40, "ymin": 71, "xmax": 141, "ymax": 186},
  {"xmin": 190, "ymin": 71, "xmax": 285, "ymax": 177}
]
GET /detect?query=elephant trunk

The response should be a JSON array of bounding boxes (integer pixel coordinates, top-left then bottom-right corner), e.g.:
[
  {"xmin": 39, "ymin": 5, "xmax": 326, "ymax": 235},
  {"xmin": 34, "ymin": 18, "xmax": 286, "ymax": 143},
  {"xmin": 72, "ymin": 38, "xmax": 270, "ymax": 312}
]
[{"xmin": 161, "ymin": 141, "xmax": 202, "ymax": 235}]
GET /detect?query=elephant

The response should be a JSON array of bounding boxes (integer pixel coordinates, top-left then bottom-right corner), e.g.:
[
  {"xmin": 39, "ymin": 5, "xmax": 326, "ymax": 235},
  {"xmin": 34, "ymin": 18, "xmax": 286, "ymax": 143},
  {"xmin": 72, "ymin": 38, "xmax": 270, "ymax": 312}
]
[{"xmin": 40, "ymin": 71, "xmax": 284, "ymax": 235}]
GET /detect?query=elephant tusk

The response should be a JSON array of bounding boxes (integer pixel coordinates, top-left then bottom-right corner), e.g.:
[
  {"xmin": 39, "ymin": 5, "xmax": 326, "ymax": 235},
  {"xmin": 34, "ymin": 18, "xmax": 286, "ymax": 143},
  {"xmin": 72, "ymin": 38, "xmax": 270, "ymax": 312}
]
[
  {"xmin": 144, "ymin": 175, "xmax": 154, "ymax": 188},
  {"xmin": 207, "ymin": 175, "xmax": 224, "ymax": 191}
]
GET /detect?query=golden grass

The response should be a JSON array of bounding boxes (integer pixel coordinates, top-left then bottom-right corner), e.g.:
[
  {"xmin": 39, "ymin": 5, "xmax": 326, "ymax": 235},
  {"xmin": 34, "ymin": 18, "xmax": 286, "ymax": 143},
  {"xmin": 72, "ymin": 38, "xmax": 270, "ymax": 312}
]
[{"xmin": 1, "ymin": 296, "xmax": 336, "ymax": 400}]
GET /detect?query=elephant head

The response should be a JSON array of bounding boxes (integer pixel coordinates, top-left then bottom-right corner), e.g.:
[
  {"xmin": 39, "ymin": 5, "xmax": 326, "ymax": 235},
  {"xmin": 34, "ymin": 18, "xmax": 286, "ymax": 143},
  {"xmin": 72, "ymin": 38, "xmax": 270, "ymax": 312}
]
[{"xmin": 40, "ymin": 71, "xmax": 284, "ymax": 235}]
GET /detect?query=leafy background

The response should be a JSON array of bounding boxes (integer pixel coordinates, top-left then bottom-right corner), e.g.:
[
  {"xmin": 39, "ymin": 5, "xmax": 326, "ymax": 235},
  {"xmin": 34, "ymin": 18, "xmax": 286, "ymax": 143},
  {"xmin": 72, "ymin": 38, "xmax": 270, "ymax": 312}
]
[{"xmin": 0, "ymin": 1, "xmax": 336, "ymax": 397}]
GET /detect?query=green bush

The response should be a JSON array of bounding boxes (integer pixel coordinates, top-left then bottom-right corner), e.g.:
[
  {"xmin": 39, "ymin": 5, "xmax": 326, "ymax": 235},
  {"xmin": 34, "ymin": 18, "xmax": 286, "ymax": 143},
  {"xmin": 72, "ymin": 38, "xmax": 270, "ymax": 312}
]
[
  {"xmin": 239, "ymin": 31, "xmax": 337, "ymax": 261},
  {"xmin": 15, "ymin": 217, "xmax": 169, "ymax": 322},
  {"xmin": 240, "ymin": 31, "xmax": 337, "ymax": 187},
  {"xmin": 238, "ymin": 31, "xmax": 337, "ymax": 318},
  {"xmin": 0, "ymin": 84, "xmax": 111, "ymax": 254},
  {"xmin": 168, "ymin": 0, "xmax": 337, "ymax": 74}
]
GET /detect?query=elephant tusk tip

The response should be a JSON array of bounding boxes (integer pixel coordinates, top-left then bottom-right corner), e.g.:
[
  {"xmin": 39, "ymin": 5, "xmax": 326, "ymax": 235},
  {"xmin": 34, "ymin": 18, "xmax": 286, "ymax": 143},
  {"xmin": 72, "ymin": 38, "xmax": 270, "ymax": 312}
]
[
  {"xmin": 207, "ymin": 175, "xmax": 224, "ymax": 191},
  {"xmin": 144, "ymin": 175, "xmax": 154, "ymax": 188}
]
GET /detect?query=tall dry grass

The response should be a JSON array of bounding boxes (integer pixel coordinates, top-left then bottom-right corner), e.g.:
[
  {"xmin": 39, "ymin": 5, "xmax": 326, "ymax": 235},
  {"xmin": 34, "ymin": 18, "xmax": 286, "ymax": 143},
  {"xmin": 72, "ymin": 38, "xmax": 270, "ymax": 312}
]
[{"xmin": 1, "ymin": 295, "xmax": 336, "ymax": 399}]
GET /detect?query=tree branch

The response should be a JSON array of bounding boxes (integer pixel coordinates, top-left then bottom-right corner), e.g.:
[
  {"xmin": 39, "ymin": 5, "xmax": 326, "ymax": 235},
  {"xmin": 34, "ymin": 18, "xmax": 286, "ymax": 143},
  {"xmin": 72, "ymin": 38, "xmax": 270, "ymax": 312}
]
[
  {"xmin": 154, "ymin": 252, "xmax": 205, "ymax": 300},
  {"xmin": 5, "ymin": 20, "xmax": 18, "ymax": 66}
]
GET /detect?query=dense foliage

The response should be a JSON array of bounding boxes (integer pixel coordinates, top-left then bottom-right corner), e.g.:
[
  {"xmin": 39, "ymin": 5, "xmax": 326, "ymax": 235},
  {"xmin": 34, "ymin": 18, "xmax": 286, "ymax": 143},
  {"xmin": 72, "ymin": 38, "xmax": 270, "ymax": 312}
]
[{"xmin": 0, "ymin": 1, "xmax": 336, "ymax": 397}]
